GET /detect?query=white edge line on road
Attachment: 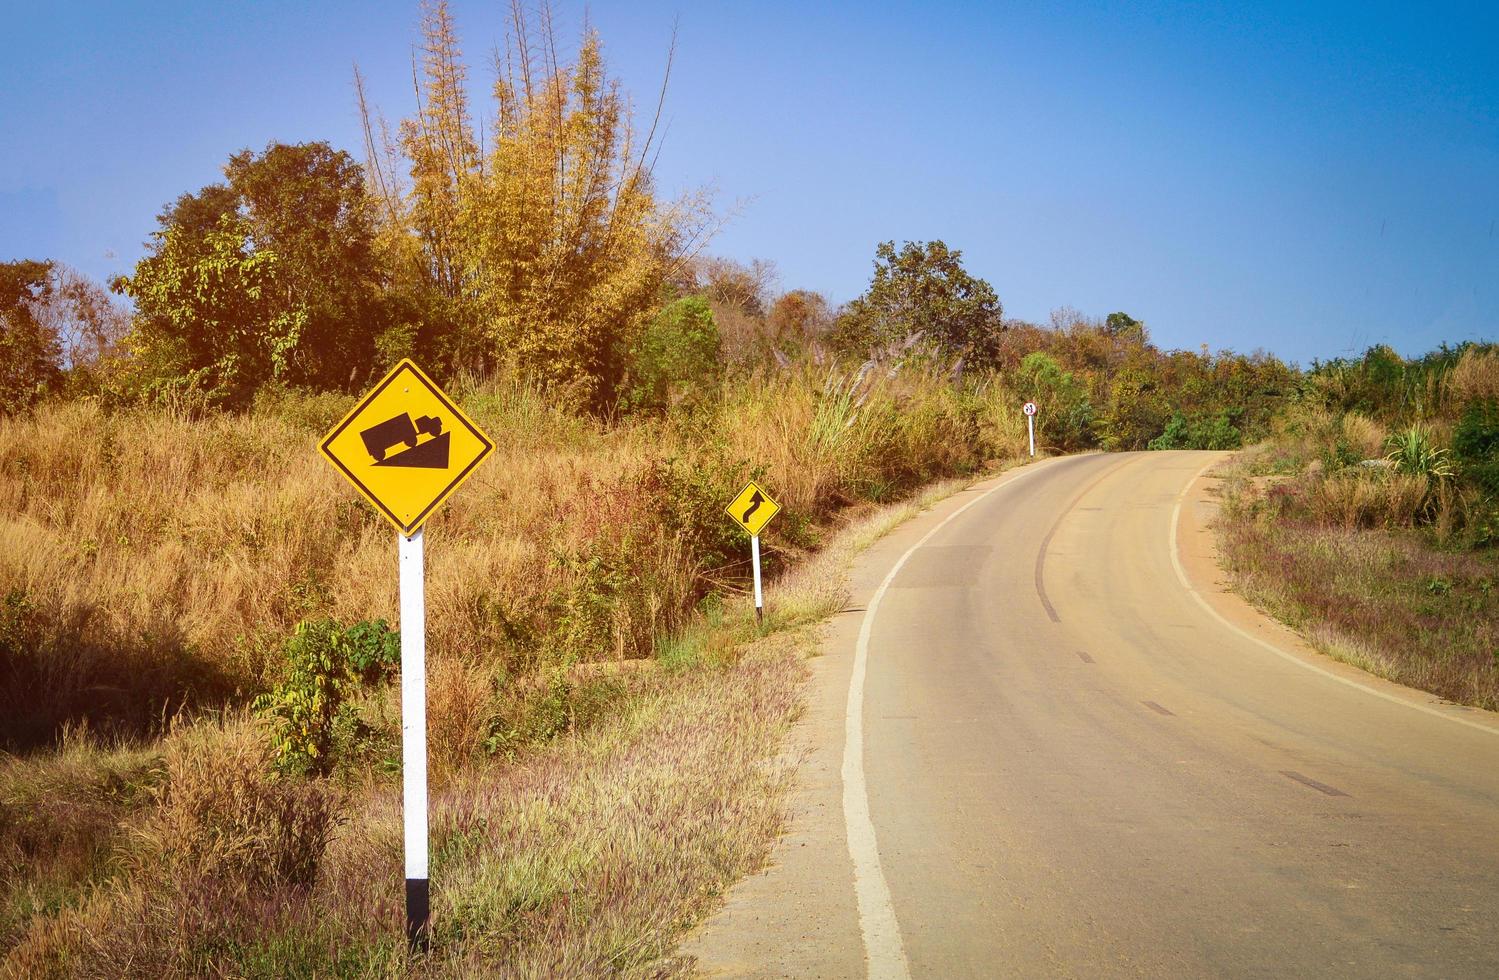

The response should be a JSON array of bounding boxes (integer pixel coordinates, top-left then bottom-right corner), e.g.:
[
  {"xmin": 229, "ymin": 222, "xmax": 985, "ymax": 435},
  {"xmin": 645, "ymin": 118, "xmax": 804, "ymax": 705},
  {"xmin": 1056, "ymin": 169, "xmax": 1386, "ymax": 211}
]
[
  {"xmin": 843, "ymin": 457, "xmax": 1067, "ymax": 980},
  {"xmin": 1170, "ymin": 456, "xmax": 1499, "ymax": 739}
]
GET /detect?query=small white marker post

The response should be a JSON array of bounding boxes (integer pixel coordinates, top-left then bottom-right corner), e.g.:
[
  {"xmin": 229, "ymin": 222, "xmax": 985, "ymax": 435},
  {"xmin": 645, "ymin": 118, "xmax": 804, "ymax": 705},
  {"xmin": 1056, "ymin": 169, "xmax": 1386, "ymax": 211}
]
[
  {"xmin": 398, "ymin": 529, "xmax": 430, "ymax": 952},
  {"xmin": 751, "ymin": 534, "xmax": 765, "ymax": 626},
  {"xmin": 1024, "ymin": 400, "xmax": 1038, "ymax": 457}
]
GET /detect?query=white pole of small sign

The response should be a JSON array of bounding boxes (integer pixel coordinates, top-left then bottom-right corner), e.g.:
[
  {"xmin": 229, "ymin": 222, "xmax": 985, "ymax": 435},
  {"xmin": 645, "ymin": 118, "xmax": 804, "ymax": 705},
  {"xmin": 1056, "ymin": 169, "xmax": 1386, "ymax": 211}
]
[
  {"xmin": 751, "ymin": 534, "xmax": 765, "ymax": 626},
  {"xmin": 398, "ymin": 529, "xmax": 430, "ymax": 952},
  {"xmin": 1027, "ymin": 412, "xmax": 1035, "ymax": 457}
]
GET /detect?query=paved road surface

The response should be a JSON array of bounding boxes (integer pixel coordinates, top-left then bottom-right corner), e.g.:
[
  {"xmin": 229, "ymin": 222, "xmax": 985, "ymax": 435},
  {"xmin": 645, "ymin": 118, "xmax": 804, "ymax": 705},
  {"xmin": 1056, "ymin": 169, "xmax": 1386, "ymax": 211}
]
[{"xmin": 683, "ymin": 451, "xmax": 1499, "ymax": 979}]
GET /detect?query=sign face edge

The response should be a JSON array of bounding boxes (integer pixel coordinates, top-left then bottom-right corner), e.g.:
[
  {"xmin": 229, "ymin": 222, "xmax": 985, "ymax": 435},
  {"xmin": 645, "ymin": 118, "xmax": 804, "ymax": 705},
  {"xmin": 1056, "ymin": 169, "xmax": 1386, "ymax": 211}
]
[
  {"xmin": 724, "ymin": 479, "xmax": 781, "ymax": 536},
  {"xmin": 318, "ymin": 359, "xmax": 495, "ymax": 537}
]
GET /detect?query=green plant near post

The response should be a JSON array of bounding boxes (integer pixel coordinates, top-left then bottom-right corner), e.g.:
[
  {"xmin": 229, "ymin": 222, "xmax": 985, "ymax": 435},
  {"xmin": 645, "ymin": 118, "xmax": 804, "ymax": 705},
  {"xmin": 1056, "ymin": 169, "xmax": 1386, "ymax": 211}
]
[{"xmin": 252, "ymin": 618, "xmax": 399, "ymax": 775}]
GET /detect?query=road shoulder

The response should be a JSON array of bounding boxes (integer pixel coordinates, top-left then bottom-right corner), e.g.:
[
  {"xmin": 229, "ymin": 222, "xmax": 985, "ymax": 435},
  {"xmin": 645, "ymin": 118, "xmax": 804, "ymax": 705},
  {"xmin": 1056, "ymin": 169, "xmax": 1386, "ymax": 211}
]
[
  {"xmin": 677, "ymin": 460, "xmax": 1069, "ymax": 978},
  {"xmin": 1176, "ymin": 455, "xmax": 1499, "ymax": 735}
]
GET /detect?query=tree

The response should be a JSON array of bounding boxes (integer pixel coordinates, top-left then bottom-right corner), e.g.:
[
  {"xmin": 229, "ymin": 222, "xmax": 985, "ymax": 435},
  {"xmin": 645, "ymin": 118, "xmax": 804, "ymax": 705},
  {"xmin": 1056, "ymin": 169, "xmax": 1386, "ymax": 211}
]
[
  {"xmin": 1104, "ymin": 311, "xmax": 1146, "ymax": 342},
  {"xmin": 620, "ymin": 296, "xmax": 722, "ymax": 414},
  {"xmin": 0, "ymin": 260, "xmax": 62, "ymax": 413},
  {"xmin": 697, "ymin": 257, "xmax": 776, "ymax": 319},
  {"xmin": 114, "ymin": 214, "xmax": 307, "ymax": 408},
  {"xmin": 692, "ymin": 256, "xmax": 777, "ymax": 362},
  {"xmin": 225, "ymin": 141, "xmax": 384, "ymax": 387},
  {"xmin": 833, "ymin": 240, "xmax": 1004, "ymax": 366},
  {"xmin": 361, "ymin": 0, "xmax": 711, "ymax": 412},
  {"xmin": 766, "ymin": 289, "xmax": 834, "ymax": 347},
  {"xmin": 26, "ymin": 264, "xmax": 130, "ymax": 372},
  {"xmin": 114, "ymin": 142, "xmax": 387, "ymax": 406}
]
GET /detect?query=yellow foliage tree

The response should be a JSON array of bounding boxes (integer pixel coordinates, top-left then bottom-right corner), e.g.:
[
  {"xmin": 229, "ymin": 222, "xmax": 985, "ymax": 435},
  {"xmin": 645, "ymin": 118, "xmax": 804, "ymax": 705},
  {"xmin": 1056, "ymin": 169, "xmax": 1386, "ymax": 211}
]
[{"xmin": 362, "ymin": 0, "xmax": 710, "ymax": 412}]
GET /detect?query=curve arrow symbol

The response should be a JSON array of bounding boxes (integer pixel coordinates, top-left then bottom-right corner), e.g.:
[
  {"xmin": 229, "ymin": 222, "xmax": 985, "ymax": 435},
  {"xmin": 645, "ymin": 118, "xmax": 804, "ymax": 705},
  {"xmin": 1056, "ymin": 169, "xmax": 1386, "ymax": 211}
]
[{"xmin": 742, "ymin": 489, "xmax": 765, "ymax": 527}]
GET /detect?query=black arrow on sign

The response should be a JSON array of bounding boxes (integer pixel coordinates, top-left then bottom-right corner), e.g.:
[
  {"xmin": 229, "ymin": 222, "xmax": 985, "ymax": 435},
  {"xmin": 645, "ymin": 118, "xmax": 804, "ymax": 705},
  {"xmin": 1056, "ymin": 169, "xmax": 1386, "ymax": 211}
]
[{"xmin": 742, "ymin": 489, "xmax": 765, "ymax": 526}]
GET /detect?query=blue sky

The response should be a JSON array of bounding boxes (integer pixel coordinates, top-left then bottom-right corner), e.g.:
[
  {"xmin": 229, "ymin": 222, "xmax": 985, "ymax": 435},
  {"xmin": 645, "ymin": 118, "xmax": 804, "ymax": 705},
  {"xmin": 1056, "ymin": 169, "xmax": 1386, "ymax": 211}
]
[{"xmin": 2, "ymin": 1, "xmax": 1494, "ymax": 365}]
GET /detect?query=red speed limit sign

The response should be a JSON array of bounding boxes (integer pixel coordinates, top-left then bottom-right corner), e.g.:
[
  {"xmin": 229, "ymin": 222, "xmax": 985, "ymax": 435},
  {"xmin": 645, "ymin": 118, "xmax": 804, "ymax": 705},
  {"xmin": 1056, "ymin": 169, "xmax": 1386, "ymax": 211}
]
[{"xmin": 1023, "ymin": 401, "xmax": 1038, "ymax": 416}]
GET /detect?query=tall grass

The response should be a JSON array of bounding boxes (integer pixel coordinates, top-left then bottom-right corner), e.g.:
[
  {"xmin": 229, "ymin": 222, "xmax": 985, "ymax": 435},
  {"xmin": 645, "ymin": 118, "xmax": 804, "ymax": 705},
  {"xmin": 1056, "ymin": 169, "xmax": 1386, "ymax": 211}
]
[
  {"xmin": 1219, "ymin": 480, "xmax": 1499, "ymax": 709},
  {"xmin": 1, "ymin": 361, "xmax": 1027, "ymax": 974},
  {"xmin": 0, "ymin": 365, "xmax": 1019, "ymax": 755}
]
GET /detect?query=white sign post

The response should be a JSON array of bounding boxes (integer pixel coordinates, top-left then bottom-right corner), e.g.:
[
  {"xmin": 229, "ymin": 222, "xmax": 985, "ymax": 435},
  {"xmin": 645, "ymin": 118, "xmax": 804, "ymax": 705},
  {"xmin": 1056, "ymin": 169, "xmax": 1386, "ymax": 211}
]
[
  {"xmin": 725, "ymin": 481, "xmax": 781, "ymax": 628},
  {"xmin": 1023, "ymin": 401, "xmax": 1038, "ymax": 457},
  {"xmin": 319, "ymin": 361, "xmax": 495, "ymax": 955},
  {"xmin": 751, "ymin": 534, "xmax": 764, "ymax": 625},
  {"xmin": 399, "ymin": 529, "xmax": 430, "ymax": 952}
]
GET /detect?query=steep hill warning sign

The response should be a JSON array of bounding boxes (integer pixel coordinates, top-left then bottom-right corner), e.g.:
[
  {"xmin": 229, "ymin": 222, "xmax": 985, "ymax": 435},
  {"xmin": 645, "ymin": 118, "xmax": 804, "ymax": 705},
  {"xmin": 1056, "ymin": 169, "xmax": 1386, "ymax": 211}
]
[{"xmin": 319, "ymin": 360, "xmax": 494, "ymax": 535}]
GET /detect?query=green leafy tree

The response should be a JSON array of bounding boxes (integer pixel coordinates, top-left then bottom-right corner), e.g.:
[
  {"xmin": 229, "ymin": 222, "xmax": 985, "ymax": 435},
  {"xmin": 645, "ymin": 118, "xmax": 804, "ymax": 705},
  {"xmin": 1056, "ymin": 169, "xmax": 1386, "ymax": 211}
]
[
  {"xmin": 1017, "ymin": 351, "xmax": 1094, "ymax": 450},
  {"xmin": 114, "ymin": 142, "xmax": 386, "ymax": 407},
  {"xmin": 621, "ymin": 296, "xmax": 722, "ymax": 414},
  {"xmin": 115, "ymin": 214, "xmax": 307, "ymax": 408},
  {"xmin": 0, "ymin": 260, "xmax": 63, "ymax": 414},
  {"xmin": 225, "ymin": 141, "xmax": 385, "ymax": 388},
  {"xmin": 833, "ymin": 240, "xmax": 1004, "ymax": 367}
]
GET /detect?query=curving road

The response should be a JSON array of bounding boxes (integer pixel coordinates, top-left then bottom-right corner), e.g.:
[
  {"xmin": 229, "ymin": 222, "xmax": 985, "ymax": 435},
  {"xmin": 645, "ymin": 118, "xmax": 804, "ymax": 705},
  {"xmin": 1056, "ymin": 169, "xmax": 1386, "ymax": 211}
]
[{"xmin": 685, "ymin": 451, "xmax": 1499, "ymax": 979}]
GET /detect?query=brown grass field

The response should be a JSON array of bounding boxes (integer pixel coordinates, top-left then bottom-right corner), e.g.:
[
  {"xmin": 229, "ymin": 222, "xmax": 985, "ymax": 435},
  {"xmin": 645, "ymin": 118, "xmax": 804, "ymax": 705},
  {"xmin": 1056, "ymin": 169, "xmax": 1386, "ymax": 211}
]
[
  {"xmin": 0, "ymin": 365, "xmax": 1028, "ymax": 975},
  {"xmin": 1215, "ymin": 348, "xmax": 1499, "ymax": 714}
]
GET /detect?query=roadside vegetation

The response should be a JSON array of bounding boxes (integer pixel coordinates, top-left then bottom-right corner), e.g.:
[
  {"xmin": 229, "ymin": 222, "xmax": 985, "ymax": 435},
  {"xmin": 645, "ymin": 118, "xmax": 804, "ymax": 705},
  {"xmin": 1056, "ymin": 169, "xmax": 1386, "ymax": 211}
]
[
  {"xmin": 1217, "ymin": 344, "xmax": 1499, "ymax": 709},
  {"xmin": 0, "ymin": 0, "xmax": 1372, "ymax": 974}
]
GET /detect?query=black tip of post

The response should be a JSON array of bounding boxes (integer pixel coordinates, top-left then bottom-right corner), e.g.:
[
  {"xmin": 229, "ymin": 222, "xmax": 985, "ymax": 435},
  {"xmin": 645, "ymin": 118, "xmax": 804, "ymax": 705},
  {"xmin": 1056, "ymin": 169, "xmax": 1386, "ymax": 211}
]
[{"xmin": 406, "ymin": 878, "xmax": 430, "ymax": 953}]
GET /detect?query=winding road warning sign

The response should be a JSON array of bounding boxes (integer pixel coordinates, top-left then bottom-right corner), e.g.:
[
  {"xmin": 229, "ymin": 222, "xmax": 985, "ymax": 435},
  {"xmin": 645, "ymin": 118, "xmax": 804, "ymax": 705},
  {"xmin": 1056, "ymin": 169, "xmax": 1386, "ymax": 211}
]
[
  {"xmin": 319, "ymin": 360, "xmax": 494, "ymax": 535},
  {"xmin": 726, "ymin": 480, "xmax": 781, "ymax": 537}
]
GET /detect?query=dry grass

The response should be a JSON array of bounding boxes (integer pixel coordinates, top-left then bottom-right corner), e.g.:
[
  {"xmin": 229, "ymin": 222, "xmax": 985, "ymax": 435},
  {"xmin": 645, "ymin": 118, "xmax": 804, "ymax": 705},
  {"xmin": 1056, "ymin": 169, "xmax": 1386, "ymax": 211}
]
[
  {"xmin": 1448, "ymin": 347, "xmax": 1499, "ymax": 404},
  {"xmin": 1308, "ymin": 470, "xmax": 1429, "ymax": 529},
  {"xmin": 2, "ymin": 446, "xmax": 992, "ymax": 977},
  {"xmin": 0, "ymin": 726, "xmax": 162, "ymax": 952},
  {"xmin": 0, "ymin": 366, "xmax": 1018, "ymax": 755},
  {"xmin": 0, "ymin": 364, "xmax": 1024, "ymax": 975},
  {"xmin": 1219, "ymin": 473, "xmax": 1499, "ymax": 710},
  {"xmin": 1341, "ymin": 412, "xmax": 1387, "ymax": 459}
]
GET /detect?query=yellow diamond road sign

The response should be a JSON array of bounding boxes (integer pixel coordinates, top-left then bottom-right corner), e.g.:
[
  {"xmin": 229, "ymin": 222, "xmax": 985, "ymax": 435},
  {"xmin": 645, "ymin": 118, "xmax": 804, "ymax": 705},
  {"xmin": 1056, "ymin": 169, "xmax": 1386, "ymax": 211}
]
[
  {"xmin": 726, "ymin": 481, "xmax": 780, "ymax": 536},
  {"xmin": 320, "ymin": 359, "xmax": 494, "ymax": 536}
]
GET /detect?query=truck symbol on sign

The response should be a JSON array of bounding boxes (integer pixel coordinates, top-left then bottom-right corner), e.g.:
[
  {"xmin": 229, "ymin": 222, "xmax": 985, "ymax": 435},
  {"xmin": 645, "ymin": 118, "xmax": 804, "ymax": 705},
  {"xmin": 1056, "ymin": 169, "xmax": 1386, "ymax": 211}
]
[{"xmin": 361, "ymin": 413, "xmax": 443, "ymax": 463}]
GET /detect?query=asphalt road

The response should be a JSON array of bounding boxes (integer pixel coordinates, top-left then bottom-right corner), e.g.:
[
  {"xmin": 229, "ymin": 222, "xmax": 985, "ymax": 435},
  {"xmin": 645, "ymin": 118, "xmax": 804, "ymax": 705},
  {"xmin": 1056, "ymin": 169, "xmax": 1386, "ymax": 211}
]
[{"xmin": 684, "ymin": 450, "xmax": 1499, "ymax": 979}]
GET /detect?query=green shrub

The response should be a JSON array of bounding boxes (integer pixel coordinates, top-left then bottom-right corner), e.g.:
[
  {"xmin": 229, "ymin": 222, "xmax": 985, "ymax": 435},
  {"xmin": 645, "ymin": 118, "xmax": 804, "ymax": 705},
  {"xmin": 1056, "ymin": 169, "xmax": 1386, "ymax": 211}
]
[
  {"xmin": 1016, "ymin": 352, "xmax": 1094, "ymax": 450},
  {"xmin": 251, "ymin": 618, "xmax": 398, "ymax": 775},
  {"xmin": 1451, "ymin": 398, "xmax": 1499, "ymax": 473},
  {"xmin": 1147, "ymin": 410, "xmax": 1242, "ymax": 450},
  {"xmin": 621, "ymin": 296, "xmax": 722, "ymax": 414}
]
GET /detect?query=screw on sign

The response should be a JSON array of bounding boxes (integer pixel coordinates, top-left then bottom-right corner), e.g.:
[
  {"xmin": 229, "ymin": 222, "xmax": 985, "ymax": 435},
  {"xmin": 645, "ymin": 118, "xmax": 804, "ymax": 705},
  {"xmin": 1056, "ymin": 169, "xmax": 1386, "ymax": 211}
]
[
  {"xmin": 1023, "ymin": 401, "xmax": 1038, "ymax": 456},
  {"xmin": 319, "ymin": 359, "xmax": 494, "ymax": 953}
]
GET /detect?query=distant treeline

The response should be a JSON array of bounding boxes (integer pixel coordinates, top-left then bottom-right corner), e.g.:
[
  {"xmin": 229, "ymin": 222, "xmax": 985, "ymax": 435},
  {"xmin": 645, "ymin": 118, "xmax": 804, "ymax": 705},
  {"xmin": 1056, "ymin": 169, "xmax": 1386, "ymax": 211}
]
[{"xmin": 7, "ymin": 0, "xmax": 1485, "ymax": 465}]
